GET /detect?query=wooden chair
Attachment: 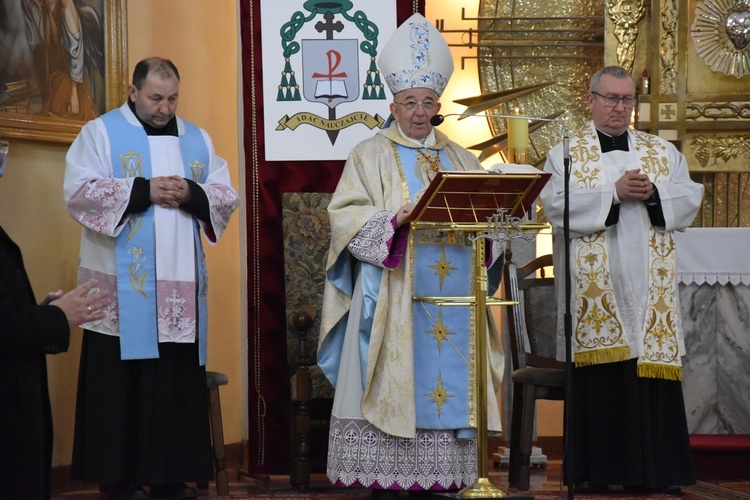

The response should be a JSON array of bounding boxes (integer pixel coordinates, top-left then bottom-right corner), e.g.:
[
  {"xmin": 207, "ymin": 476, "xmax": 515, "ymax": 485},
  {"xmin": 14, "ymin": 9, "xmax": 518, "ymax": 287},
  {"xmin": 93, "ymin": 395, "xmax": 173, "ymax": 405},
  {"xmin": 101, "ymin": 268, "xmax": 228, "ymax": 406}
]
[
  {"xmin": 282, "ymin": 193, "xmax": 335, "ymax": 489},
  {"xmin": 503, "ymin": 248, "xmax": 565, "ymax": 491}
]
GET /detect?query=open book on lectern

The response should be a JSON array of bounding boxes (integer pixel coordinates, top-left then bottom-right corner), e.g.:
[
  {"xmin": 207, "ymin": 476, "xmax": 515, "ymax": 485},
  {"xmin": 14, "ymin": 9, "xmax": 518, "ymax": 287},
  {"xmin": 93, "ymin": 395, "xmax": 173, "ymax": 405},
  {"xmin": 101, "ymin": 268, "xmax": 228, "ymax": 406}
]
[{"xmin": 407, "ymin": 163, "xmax": 551, "ymax": 224}]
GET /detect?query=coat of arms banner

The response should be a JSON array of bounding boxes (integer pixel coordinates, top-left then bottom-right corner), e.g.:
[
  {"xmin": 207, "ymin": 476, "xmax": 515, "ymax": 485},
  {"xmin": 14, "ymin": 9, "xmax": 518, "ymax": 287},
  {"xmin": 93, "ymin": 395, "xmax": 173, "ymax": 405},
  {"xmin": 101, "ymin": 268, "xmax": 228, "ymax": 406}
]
[{"xmin": 260, "ymin": 0, "xmax": 397, "ymax": 160}]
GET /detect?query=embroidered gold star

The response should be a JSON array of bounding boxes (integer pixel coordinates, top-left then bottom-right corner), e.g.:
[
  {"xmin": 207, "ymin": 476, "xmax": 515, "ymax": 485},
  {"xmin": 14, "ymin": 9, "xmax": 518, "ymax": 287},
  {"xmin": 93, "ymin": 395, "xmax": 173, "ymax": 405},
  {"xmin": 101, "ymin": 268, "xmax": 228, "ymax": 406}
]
[
  {"xmin": 428, "ymin": 247, "xmax": 457, "ymax": 291},
  {"xmin": 427, "ymin": 309, "xmax": 455, "ymax": 353},
  {"xmin": 425, "ymin": 372, "xmax": 454, "ymax": 417}
]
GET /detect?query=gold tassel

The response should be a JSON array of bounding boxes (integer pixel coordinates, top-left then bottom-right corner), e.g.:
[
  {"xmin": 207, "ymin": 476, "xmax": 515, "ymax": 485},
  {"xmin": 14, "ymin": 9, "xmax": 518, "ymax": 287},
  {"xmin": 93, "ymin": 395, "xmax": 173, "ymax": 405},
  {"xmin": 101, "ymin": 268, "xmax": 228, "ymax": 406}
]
[
  {"xmin": 574, "ymin": 345, "xmax": 631, "ymax": 367},
  {"xmin": 637, "ymin": 362, "xmax": 682, "ymax": 381}
]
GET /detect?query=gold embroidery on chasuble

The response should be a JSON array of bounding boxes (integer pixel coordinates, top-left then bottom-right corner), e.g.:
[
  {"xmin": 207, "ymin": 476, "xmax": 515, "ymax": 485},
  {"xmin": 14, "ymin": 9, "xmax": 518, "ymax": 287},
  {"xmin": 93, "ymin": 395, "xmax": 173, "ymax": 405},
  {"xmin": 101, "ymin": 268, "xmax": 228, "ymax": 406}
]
[
  {"xmin": 424, "ymin": 372, "xmax": 454, "ymax": 417},
  {"xmin": 392, "ymin": 143, "xmax": 411, "ymax": 205}
]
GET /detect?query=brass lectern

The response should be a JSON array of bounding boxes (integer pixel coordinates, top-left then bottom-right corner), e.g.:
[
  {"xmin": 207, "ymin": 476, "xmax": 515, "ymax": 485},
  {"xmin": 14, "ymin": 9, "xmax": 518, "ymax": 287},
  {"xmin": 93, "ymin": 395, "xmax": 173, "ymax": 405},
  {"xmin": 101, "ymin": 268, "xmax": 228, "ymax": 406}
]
[{"xmin": 409, "ymin": 169, "xmax": 549, "ymax": 499}]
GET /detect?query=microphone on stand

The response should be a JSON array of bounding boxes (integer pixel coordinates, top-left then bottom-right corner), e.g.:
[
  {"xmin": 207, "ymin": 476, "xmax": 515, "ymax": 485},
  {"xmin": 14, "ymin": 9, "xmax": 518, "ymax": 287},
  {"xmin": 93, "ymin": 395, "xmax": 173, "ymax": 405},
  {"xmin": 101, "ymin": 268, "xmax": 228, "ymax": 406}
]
[
  {"xmin": 430, "ymin": 112, "xmax": 567, "ymax": 134},
  {"xmin": 432, "ymin": 109, "xmax": 576, "ymax": 500},
  {"xmin": 429, "ymin": 113, "xmax": 570, "ymax": 170},
  {"xmin": 559, "ymin": 123, "xmax": 574, "ymax": 500}
]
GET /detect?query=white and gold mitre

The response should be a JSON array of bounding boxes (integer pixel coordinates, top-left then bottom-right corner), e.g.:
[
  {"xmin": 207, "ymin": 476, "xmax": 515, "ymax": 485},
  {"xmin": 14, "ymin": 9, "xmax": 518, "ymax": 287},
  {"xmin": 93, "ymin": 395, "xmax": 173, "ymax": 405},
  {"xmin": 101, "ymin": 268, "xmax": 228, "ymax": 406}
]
[{"xmin": 377, "ymin": 13, "xmax": 454, "ymax": 97}]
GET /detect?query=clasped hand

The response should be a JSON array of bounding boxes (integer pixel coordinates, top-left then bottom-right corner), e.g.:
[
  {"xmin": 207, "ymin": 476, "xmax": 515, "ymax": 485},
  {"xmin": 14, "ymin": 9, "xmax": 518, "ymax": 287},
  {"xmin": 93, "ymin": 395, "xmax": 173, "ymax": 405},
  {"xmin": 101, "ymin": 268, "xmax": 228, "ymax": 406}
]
[
  {"xmin": 150, "ymin": 175, "xmax": 190, "ymax": 208},
  {"xmin": 615, "ymin": 169, "xmax": 652, "ymax": 202}
]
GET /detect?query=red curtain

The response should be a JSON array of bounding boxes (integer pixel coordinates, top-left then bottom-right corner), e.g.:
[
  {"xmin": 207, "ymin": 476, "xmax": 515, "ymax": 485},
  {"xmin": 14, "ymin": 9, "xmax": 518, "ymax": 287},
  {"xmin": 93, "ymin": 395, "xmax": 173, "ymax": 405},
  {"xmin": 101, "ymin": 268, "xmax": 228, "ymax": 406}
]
[{"xmin": 240, "ymin": 1, "xmax": 424, "ymax": 474}]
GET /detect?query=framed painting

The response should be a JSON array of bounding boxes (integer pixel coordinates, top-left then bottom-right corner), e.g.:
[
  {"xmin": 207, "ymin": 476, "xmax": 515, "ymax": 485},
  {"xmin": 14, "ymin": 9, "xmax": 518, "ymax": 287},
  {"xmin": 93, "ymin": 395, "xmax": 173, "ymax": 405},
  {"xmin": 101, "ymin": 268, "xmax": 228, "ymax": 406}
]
[{"xmin": 0, "ymin": 0, "xmax": 128, "ymax": 143}]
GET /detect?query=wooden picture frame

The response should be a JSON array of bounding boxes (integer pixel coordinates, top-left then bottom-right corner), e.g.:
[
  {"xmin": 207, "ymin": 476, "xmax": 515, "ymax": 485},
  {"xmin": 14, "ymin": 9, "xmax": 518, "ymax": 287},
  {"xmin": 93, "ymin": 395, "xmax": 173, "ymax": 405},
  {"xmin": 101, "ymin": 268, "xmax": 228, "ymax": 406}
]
[{"xmin": 0, "ymin": 0, "xmax": 128, "ymax": 144}]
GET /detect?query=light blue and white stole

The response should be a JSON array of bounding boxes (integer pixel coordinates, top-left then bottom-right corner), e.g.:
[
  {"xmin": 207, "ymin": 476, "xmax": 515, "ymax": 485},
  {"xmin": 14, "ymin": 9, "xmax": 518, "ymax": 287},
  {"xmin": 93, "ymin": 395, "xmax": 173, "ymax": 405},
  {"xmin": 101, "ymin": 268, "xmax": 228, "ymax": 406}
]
[{"xmin": 101, "ymin": 109, "xmax": 209, "ymax": 364}]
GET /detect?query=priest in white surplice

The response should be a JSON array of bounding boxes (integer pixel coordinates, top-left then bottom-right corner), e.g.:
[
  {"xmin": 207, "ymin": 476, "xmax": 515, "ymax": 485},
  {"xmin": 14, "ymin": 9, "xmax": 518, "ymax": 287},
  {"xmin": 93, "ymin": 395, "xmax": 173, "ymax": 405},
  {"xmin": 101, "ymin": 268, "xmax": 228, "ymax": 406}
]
[
  {"xmin": 318, "ymin": 13, "xmax": 504, "ymax": 500},
  {"xmin": 63, "ymin": 57, "xmax": 238, "ymax": 499},
  {"xmin": 540, "ymin": 66, "xmax": 703, "ymax": 494}
]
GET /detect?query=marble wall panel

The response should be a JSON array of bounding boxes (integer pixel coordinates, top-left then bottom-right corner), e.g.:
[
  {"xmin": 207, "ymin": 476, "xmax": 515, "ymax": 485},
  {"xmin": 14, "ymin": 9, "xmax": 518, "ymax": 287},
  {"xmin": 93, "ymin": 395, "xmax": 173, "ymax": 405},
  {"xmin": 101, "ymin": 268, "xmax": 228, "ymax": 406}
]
[
  {"xmin": 680, "ymin": 283, "xmax": 750, "ymax": 435},
  {"xmin": 681, "ymin": 283, "xmax": 719, "ymax": 433},
  {"xmin": 716, "ymin": 285, "xmax": 750, "ymax": 434}
]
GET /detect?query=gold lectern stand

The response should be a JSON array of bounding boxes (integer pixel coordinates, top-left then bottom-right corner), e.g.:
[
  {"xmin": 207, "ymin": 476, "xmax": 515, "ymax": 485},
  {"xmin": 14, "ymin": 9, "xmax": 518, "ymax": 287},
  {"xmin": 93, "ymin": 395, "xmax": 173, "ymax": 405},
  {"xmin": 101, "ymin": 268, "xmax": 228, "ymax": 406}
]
[{"xmin": 409, "ymin": 170, "xmax": 549, "ymax": 499}]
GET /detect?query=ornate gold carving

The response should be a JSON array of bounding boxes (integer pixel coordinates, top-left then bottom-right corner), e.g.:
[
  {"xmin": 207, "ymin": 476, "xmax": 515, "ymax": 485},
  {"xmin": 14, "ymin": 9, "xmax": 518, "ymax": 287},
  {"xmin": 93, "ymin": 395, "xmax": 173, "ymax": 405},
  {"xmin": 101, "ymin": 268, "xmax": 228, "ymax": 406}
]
[
  {"xmin": 689, "ymin": 134, "xmax": 750, "ymax": 169},
  {"xmin": 691, "ymin": 0, "xmax": 750, "ymax": 78},
  {"xmin": 476, "ymin": 0, "xmax": 604, "ymax": 165},
  {"xmin": 607, "ymin": 0, "xmax": 647, "ymax": 72},
  {"xmin": 660, "ymin": 0, "xmax": 679, "ymax": 94},
  {"xmin": 739, "ymin": 174, "xmax": 750, "ymax": 227},
  {"xmin": 686, "ymin": 101, "xmax": 750, "ymax": 119}
]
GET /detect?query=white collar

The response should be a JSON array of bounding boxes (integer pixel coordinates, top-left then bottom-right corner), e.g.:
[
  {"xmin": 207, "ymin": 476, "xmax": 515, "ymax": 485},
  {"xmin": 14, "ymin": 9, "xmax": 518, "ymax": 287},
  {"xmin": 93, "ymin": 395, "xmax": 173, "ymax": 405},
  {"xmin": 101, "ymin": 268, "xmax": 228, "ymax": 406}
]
[{"xmin": 397, "ymin": 123, "xmax": 436, "ymax": 148}]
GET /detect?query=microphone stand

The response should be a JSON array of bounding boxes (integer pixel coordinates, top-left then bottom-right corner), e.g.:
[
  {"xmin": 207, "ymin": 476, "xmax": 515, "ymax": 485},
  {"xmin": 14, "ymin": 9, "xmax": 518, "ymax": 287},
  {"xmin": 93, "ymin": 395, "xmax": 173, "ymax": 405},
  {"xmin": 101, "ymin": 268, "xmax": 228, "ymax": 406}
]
[
  {"xmin": 432, "ymin": 113, "xmax": 575, "ymax": 499},
  {"xmin": 562, "ymin": 131, "xmax": 574, "ymax": 500}
]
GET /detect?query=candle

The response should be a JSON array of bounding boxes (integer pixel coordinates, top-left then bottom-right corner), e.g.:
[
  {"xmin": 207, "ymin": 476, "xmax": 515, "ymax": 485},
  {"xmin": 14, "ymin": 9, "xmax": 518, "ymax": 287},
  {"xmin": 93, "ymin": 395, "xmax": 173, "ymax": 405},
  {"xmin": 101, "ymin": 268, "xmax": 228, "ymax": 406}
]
[{"xmin": 507, "ymin": 109, "xmax": 529, "ymax": 163}]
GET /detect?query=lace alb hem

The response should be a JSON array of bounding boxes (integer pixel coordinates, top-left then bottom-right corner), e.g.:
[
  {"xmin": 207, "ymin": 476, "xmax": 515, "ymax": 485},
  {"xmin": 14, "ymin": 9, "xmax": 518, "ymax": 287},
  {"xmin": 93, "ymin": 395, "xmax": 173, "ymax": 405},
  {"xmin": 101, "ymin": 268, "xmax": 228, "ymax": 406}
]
[{"xmin": 326, "ymin": 416, "xmax": 477, "ymax": 490}]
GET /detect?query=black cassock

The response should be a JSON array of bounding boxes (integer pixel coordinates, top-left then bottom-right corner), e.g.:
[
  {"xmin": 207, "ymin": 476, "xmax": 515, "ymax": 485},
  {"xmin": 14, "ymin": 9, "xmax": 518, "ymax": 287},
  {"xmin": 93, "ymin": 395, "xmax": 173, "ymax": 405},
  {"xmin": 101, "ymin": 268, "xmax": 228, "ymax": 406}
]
[{"xmin": 0, "ymin": 226, "xmax": 70, "ymax": 500}]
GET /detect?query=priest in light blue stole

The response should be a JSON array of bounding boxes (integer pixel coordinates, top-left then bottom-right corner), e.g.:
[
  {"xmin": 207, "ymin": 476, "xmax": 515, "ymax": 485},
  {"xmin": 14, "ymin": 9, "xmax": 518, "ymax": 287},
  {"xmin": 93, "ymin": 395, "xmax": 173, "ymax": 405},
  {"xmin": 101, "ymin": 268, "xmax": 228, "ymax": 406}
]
[{"xmin": 64, "ymin": 57, "xmax": 238, "ymax": 498}]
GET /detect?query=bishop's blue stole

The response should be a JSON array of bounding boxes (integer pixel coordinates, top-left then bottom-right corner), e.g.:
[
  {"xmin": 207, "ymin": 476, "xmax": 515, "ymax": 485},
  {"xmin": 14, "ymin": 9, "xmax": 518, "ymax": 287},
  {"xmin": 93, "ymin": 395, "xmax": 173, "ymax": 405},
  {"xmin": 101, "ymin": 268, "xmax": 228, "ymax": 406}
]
[
  {"xmin": 395, "ymin": 144, "xmax": 481, "ymax": 434},
  {"xmin": 101, "ymin": 109, "xmax": 209, "ymax": 364}
]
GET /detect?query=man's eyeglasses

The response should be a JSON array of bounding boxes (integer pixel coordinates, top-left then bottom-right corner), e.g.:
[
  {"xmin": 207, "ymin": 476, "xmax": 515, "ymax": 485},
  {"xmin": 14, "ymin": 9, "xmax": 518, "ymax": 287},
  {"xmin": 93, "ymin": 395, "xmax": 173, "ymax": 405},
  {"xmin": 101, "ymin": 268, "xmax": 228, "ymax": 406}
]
[
  {"xmin": 591, "ymin": 92, "xmax": 637, "ymax": 108},
  {"xmin": 395, "ymin": 100, "xmax": 437, "ymax": 112}
]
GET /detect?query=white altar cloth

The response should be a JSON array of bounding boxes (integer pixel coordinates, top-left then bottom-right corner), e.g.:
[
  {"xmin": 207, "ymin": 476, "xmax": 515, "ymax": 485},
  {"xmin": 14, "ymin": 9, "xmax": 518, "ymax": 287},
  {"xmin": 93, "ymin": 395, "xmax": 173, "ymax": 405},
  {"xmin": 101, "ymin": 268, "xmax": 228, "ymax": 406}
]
[{"xmin": 675, "ymin": 228, "xmax": 750, "ymax": 285}]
